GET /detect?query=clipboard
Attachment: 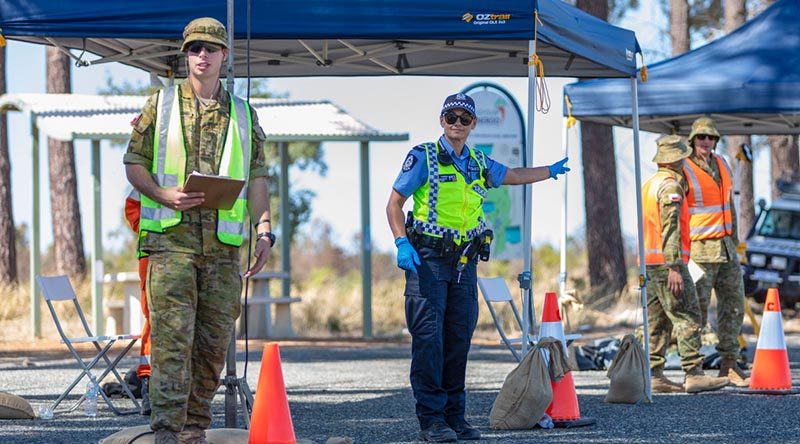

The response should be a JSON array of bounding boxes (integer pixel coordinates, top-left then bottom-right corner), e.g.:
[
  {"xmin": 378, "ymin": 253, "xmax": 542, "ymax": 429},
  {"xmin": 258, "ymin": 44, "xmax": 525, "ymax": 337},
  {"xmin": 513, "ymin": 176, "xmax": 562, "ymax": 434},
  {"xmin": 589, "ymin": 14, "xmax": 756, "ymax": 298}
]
[{"xmin": 182, "ymin": 172, "xmax": 245, "ymax": 210}]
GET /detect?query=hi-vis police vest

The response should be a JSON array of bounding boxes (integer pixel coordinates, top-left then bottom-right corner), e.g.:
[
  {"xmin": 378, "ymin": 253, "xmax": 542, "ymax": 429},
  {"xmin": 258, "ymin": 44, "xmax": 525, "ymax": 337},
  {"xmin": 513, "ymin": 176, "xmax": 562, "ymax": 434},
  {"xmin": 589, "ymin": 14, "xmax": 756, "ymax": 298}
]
[
  {"xmin": 139, "ymin": 86, "xmax": 252, "ymax": 247},
  {"xmin": 411, "ymin": 142, "xmax": 488, "ymax": 246},
  {"xmin": 683, "ymin": 154, "xmax": 733, "ymax": 241},
  {"xmin": 642, "ymin": 171, "xmax": 691, "ymax": 265}
]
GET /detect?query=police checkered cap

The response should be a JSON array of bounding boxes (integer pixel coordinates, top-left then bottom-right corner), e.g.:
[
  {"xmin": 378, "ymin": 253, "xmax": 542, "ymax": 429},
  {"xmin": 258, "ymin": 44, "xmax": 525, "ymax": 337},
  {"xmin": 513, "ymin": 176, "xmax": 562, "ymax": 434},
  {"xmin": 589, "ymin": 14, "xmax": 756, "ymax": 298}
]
[{"xmin": 441, "ymin": 93, "xmax": 477, "ymax": 117}]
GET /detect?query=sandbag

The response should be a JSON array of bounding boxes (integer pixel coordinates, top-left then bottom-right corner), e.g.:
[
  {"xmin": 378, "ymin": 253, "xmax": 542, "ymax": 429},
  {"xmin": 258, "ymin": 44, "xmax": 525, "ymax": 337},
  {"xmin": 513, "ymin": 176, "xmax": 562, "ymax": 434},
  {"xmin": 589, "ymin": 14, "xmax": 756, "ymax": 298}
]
[
  {"xmin": 0, "ymin": 391, "xmax": 35, "ymax": 420},
  {"xmin": 489, "ymin": 337, "xmax": 570, "ymax": 429},
  {"xmin": 604, "ymin": 334, "xmax": 649, "ymax": 404},
  {"xmin": 99, "ymin": 426, "xmax": 250, "ymax": 444}
]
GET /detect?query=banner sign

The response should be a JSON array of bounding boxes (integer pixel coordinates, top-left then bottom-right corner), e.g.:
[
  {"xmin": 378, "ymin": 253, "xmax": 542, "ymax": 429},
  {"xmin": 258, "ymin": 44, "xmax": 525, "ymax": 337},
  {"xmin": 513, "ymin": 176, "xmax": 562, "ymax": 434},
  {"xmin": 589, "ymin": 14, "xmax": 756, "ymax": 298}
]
[{"xmin": 463, "ymin": 83, "xmax": 525, "ymax": 260}]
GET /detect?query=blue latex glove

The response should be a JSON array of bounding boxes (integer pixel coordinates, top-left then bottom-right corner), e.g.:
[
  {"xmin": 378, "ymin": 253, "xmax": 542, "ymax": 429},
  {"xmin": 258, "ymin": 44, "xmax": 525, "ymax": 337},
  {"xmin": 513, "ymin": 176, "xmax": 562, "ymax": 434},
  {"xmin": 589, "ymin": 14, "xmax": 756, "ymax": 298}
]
[
  {"xmin": 395, "ymin": 237, "xmax": 421, "ymax": 274},
  {"xmin": 548, "ymin": 157, "xmax": 570, "ymax": 180}
]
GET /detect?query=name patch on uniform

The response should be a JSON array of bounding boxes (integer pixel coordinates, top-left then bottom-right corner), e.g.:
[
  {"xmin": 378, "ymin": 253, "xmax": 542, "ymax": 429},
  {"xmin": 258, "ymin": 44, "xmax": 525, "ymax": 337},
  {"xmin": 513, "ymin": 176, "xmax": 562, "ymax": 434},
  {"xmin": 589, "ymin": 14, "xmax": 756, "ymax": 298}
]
[
  {"xmin": 402, "ymin": 154, "xmax": 417, "ymax": 172},
  {"xmin": 472, "ymin": 184, "xmax": 488, "ymax": 198},
  {"xmin": 668, "ymin": 193, "xmax": 681, "ymax": 202},
  {"xmin": 439, "ymin": 174, "xmax": 457, "ymax": 182}
]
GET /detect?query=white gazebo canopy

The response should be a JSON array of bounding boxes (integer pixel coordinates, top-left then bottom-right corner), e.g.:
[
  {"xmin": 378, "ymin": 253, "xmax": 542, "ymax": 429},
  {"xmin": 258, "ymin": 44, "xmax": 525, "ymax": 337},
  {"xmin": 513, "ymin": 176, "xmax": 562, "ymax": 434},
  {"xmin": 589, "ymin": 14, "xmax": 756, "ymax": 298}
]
[{"xmin": 0, "ymin": 92, "xmax": 408, "ymax": 338}]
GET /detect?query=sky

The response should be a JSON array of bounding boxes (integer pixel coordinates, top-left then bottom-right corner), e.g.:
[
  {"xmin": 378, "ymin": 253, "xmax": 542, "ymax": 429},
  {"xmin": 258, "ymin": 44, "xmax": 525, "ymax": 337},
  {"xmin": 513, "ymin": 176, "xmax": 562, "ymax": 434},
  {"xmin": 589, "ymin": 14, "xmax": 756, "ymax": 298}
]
[{"xmin": 3, "ymin": 0, "xmax": 772, "ymax": 258}]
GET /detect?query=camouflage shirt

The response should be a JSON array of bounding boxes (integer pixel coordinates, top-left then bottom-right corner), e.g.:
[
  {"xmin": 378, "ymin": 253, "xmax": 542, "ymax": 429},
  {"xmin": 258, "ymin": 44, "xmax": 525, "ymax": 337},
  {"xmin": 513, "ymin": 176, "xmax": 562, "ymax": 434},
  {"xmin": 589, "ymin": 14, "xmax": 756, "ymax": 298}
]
[
  {"xmin": 123, "ymin": 82, "xmax": 269, "ymax": 258},
  {"xmin": 687, "ymin": 153, "xmax": 739, "ymax": 263},
  {"xmin": 656, "ymin": 167, "xmax": 688, "ymax": 267}
]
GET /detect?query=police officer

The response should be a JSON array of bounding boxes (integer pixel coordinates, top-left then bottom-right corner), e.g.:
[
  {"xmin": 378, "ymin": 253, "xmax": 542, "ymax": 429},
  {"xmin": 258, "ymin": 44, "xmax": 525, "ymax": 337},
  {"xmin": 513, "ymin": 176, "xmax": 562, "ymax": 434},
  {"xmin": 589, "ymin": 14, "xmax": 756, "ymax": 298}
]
[
  {"xmin": 643, "ymin": 135, "xmax": 729, "ymax": 394},
  {"xmin": 386, "ymin": 93, "xmax": 569, "ymax": 442},
  {"xmin": 124, "ymin": 17, "xmax": 273, "ymax": 444},
  {"xmin": 684, "ymin": 117, "xmax": 749, "ymax": 386}
]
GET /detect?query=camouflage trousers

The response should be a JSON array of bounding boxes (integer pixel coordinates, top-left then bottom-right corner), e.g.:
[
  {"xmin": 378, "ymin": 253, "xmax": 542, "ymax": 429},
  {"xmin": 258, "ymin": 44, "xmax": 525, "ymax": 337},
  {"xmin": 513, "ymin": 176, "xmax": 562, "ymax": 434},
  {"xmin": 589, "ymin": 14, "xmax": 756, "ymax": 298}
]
[
  {"xmin": 695, "ymin": 260, "xmax": 745, "ymax": 359},
  {"xmin": 646, "ymin": 264, "xmax": 704, "ymax": 373},
  {"xmin": 146, "ymin": 252, "xmax": 242, "ymax": 433}
]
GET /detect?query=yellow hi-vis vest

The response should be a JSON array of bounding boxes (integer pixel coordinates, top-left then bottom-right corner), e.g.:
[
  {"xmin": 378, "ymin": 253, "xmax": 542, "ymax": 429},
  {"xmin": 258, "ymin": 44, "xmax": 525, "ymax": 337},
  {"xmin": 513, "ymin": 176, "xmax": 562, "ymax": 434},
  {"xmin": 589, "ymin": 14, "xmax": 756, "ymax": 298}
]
[
  {"xmin": 139, "ymin": 85, "xmax": 253, "ymax": 247},
  {"xmin": 411, "ymin": 142, "xmax": 488, "ymax": 245},
  {"xmin": 683, "ymin": 154, "xmax": 733, "ymax": 241}
]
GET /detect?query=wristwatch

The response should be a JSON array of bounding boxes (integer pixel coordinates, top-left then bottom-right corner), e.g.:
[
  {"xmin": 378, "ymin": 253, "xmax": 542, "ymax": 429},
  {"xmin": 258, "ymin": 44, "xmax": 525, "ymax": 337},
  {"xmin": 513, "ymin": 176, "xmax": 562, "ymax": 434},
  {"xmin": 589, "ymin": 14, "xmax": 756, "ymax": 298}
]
[{"xmin": 256, "ymin": 231, "xmax": 276, "ymax": 247}]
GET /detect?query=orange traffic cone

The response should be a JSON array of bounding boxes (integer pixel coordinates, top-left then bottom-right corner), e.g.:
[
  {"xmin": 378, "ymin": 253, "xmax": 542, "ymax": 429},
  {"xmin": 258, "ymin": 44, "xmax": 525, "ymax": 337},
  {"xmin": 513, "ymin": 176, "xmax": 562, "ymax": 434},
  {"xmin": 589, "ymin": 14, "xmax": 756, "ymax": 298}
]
[
  {"xmin": 249, "ymin": 343, "xmax": 297, "ymax": 444},
  {"xmin": 744, "ymin": 289, "xmax": 798, "ymax": 394},
  {"xmin": 539, "ymin": 292, "xmax": 595, "ymax": 428}
]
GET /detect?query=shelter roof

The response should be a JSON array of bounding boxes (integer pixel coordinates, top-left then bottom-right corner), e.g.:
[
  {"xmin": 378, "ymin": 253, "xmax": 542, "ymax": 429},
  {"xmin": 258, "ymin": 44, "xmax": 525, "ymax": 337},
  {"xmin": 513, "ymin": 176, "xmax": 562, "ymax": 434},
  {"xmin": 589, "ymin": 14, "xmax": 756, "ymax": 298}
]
[
  {"xmin": 563, "ymin": 0, "xmax": 800, "ymax": 135},
  {"xmin": 0, "ymin": 93, "xmax": 409, "ymax": 142}
]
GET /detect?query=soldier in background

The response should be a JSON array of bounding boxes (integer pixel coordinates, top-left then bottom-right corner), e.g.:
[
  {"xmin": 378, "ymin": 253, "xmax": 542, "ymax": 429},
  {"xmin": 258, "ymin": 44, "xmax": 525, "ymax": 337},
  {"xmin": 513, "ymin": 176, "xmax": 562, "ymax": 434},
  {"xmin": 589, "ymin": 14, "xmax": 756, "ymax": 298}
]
[
  {"xmin": 643, "ymin": 135, "xmax": 729, "ymax": 394},
  {"xmin": 124, "ymin": 17, "xmax": 274, "ymax": 443},
  {"xmin": 683, "ymin": 117, "xmax": 750, "ymax": 387},
  {"xmin": 123, "ymin": 190, "xmax": 152, "ymax": 416}
]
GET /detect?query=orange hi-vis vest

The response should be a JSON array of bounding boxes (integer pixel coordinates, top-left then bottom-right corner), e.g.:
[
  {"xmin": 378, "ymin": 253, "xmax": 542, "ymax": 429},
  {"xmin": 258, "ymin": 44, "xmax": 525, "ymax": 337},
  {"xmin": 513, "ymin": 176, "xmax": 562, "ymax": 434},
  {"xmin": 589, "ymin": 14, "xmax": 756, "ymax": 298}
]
[
  {"xmin": 683, "ymin": 154, "xmax": 733, "ymax": 241},
  {"xmin": 643, "ymin": 171, "xmax": 691, "ymax": 265}
]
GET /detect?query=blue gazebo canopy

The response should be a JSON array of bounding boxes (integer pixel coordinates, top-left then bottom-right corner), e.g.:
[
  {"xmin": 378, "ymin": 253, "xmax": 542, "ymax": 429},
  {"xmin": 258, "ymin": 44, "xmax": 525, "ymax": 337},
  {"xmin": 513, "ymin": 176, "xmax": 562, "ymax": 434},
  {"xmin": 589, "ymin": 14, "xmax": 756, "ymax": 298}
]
[
  {"xmin": 0, "ymin": 0, "xmax": 640, "ymax": 78},
  {"xmin": 563, "ymin": 0, "xmax": 800, "ymax": 135}
]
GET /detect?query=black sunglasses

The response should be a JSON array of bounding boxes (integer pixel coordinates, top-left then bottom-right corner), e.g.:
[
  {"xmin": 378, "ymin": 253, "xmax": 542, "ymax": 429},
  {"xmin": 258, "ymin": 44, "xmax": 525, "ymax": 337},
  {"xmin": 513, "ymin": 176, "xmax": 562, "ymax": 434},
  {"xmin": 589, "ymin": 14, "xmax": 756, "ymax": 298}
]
[
  {"xmin": 443, "ymin": 111, "xmax": 474, "ymax": 126},
  {"xmin": 695, "ymin": 134, "xmax": 719, "ymax": 141},
  {"xmin": 186, "ymin": 42, "xmax": 222, "ymax": 54}
]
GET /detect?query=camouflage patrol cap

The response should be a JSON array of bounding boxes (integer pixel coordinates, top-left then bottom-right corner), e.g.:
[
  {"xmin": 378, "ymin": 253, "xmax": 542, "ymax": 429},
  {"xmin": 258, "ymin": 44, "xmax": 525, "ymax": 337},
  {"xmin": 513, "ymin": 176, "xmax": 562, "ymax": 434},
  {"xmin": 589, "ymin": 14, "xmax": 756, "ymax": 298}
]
[
  {"xmin": 688, "ymin": 117, "xmax": 721, "ymax": 141},
  {"xmin": 181, "ymin": 17, "xmax": 228, "ymax": 52},
  {"xmin": 653, "ymin": 134, "xmax": 691, "ymax": 164}
]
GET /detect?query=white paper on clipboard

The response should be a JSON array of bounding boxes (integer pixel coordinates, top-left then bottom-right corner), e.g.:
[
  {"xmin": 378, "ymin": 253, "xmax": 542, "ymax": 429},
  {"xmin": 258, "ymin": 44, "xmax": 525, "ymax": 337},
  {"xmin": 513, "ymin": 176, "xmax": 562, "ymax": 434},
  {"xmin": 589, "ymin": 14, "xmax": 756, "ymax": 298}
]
[{"xmin": 687, "ymin": 259, "xmax": 705, "ymax": 283}]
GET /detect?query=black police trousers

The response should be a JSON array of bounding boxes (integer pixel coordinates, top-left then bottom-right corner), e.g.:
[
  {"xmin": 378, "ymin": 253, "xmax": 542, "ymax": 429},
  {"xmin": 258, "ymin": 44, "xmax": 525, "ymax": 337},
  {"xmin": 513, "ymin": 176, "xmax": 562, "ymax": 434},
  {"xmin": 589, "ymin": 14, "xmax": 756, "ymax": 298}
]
[{"xmin": 404, "ymin": 246, "xmax": 479, "ymax": 430}]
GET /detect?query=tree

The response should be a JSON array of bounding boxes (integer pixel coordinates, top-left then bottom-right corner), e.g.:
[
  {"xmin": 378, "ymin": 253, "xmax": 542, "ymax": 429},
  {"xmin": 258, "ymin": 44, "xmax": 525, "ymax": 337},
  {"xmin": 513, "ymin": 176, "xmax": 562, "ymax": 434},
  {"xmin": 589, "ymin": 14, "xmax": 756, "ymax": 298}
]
[
  {"xmin": 46, "ymin": 47, "xmax": 87, "ymax": 278},
  {"xmin": 770, "ymin": 135, "xmax": 800, "ymax": 199},
  {"xmin": 576, "ymin": 0, "xmax": 628, "ymax": 302},
  {"xmin": 724, "ymin": 0, "xmax": 755, "ymax": 238},
  {"xmin": 669, "ymin": 0, "xmax": 691, "ymax": 55},
  {"xmin": 0, "ymin": 45, "xmax": 17, "ymax": 286}
]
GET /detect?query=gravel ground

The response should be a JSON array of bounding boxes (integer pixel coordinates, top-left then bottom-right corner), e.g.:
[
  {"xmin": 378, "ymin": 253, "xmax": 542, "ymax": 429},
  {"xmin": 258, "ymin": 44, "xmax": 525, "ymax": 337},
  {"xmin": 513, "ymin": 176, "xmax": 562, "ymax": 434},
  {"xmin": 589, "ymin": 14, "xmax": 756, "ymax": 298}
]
[{"xmin": 1, "ymin": 335, "xmax": 799, "ymax": 444}]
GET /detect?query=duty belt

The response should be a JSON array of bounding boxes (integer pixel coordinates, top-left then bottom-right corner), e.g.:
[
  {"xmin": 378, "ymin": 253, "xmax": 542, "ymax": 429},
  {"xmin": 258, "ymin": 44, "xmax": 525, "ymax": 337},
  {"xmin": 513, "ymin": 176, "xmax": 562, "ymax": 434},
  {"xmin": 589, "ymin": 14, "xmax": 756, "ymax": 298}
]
[{"xmin": 411, "ymin": 219, "xmax": 487, "ymax": 242}]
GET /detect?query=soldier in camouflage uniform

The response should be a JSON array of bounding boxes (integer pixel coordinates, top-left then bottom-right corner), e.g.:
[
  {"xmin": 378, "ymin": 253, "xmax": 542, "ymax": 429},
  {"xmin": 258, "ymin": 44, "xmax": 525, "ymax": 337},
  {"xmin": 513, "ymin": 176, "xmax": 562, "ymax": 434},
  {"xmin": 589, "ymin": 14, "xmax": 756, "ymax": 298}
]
[
  {"xmin": 124, "ymin": 18, "xmax": 274, "ymax": 444},
  {"xmin": 684, "ymin": 117, "xmax": 749, "ymax": 386},
  {"xmin": 643, "ymin": 135, "xmax": 729, "ymax": 394}
]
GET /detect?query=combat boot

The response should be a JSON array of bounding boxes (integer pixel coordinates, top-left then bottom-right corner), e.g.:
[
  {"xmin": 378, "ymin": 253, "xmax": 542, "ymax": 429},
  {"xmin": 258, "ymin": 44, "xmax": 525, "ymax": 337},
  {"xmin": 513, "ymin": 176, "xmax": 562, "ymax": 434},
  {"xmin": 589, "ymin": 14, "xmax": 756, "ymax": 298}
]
[
  {"xmin": 178, "ymin": 426, "xmax": 207, "ymax": 444},
  {"xmin": 718, "ymin": 356, "xmax": 750, "ymax": 387},
  {"xmin": 684, "ymin": 366, "xmax": 729, "ymax": 393},
  {"xmin": 650, "ymin": 368, "xmax": 684, "ymax": 393},
  {"xmin": 140, "ymin": 376, "xmax": 152, "ymax": 416},
  {"xmin": 154, "ymin": 429, "xmax": 179, "ymax": 444}
]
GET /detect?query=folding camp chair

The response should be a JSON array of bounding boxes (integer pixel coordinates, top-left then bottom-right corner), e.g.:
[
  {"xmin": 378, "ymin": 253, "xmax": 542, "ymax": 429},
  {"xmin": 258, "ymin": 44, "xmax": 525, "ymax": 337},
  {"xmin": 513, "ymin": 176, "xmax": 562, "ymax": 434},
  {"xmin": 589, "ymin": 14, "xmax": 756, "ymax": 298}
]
[
  {"xmin": 477, "ymin": 277, "xmax": 533, "ymax": 362},
  {"xmin": 478, "ymin": 277, "xmax": 580, "ymax": 362},
  {"xmin": 36, "ymin": 275, "xmax": 141, "ymax": 415}
]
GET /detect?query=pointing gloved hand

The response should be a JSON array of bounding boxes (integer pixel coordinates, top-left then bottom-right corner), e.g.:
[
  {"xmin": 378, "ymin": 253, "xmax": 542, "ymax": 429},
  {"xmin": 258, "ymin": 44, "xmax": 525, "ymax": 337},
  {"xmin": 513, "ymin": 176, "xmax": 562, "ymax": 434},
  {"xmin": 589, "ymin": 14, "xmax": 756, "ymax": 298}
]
[
  {"xmin": 548, "ymin": 157, "xmax": 571, "ymax": 180},
  {"xmin": 395, "ymin": 237, "xmax": 421, "ymax": 274}
]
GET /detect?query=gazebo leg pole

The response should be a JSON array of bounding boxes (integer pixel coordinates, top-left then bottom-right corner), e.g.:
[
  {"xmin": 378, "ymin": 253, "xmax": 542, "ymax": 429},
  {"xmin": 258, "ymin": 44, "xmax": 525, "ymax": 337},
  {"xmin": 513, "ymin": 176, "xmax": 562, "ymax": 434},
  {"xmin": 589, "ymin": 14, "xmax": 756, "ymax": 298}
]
[
  {"xmin": 630, "ymin": 76, "xmax": 652, "ymax": 402},
  {"xmin": 521, "ymin": 39, "xmax": 538, "ymax": 356}
]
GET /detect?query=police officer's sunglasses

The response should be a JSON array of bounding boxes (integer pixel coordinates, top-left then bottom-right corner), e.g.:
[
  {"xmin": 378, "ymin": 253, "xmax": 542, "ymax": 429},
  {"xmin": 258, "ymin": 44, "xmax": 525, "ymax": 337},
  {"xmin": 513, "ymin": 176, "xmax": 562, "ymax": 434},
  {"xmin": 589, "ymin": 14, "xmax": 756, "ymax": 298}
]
[
  {"xmin": 443, "ymin": 111, "xmax": 474, "ymax": 126},
  {"xmin": 186, "ymin": 42, "xmax": 222, "ymax": 54},
  {"xmin": 695, "ymin": 134, "xmax": 719, "ymax": 141}
]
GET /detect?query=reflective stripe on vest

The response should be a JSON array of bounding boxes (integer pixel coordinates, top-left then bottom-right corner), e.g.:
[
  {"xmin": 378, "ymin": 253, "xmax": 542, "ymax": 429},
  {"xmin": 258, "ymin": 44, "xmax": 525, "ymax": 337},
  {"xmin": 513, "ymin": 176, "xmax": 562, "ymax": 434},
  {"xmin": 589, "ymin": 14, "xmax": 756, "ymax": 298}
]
[
  {"xmin": 411, "ymin": 142, "xmax": 488, "ymax": 245},
  {"xmin": 139, "ymin": 85, "xmax": 252, "ymax": 247},
  {"xmin": 683, "ymin": 154, "xmax": 733, "ymax": 241},
  {"xmin": 642, "ymin": 171, "xmax": 691, "ymax": 265}
]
